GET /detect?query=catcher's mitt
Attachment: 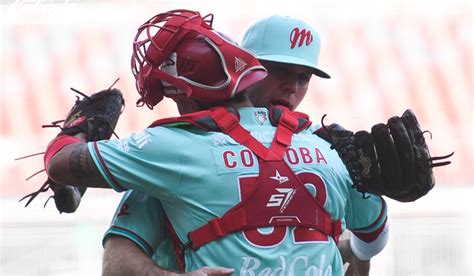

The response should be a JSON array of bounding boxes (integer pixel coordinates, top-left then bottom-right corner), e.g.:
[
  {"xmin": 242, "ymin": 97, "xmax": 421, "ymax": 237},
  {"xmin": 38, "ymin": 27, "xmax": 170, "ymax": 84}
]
[
  {"xmin": 19, "ymin": 84, "xmax": 125, "ymax": 213},
  {"xmin": 52, "ymin": 87, "xmax": 125, "ymax": 141},
  {"xmin": 317, "ymin": 109, "xmax": 453, "ymax": 202}
]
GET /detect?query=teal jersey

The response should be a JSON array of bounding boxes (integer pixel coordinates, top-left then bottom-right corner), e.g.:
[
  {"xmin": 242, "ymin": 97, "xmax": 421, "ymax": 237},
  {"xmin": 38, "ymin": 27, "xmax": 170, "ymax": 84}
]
[
  {"xmin": 103, "ymin": 190, "xmax": 178, "ymax": 272},
  {"xmin": 90, "ymin": 107, "xmax": 386, "ymax": 275}
]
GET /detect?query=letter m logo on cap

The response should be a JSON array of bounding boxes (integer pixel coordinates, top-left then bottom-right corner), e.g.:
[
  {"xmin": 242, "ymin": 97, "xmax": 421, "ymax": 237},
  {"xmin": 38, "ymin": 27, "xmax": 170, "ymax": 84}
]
[{"xmin": 289, "ymin": 27, "xmax": 313, "ymax": 49}]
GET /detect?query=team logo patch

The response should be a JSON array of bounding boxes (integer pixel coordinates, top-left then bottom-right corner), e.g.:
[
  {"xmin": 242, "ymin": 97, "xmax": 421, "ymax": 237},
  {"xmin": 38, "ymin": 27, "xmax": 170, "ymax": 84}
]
[
  {"xmin": 266, "ymin": 188, "xmax": 296, "ymax": 213},
  {"xmin": 254, "ymin": 111, "xmax": 267, "ymax": 125},
  {"xmin": 117, "ymin": 203, "xmax": 130, "ymax": 217}
]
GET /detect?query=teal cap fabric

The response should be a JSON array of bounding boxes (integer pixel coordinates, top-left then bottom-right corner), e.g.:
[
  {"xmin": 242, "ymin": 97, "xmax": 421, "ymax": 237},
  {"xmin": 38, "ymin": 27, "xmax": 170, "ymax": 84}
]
[{"xmin": 242, "ymin": 15, "xmax": 330, "ymax": 78}]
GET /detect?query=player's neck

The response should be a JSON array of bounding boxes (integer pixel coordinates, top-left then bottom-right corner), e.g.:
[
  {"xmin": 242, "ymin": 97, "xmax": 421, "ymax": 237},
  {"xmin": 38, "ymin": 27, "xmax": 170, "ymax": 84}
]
[
  {"xmin": 198, "ymin": 95, "xmax": 254, "ymax": 111},
  {"xmin": 226, "ymin": 95, "xmax": 254, "ymax": 109}
]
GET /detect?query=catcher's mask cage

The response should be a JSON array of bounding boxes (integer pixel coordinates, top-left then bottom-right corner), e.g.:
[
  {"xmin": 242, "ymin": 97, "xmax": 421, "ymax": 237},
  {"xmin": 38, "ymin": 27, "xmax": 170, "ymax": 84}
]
[{"xmin": 131, "ymin": 9, "xmax": 268, "ymax": 108}]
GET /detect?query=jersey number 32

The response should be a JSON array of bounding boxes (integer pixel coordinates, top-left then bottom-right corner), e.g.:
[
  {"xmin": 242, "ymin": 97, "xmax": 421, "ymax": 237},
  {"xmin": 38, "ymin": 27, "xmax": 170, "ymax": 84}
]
[{"xmin": 238, "ymin": 171, "xmax": 329, "ymax": 247}]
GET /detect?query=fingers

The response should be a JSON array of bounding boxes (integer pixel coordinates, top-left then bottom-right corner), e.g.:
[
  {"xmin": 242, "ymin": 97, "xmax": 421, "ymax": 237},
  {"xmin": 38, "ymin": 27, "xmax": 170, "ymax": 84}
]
[
  {"xmin": 353, "ymin": 130, "xmax": 383, "ymax": 193},
  {"xmin": 200, "ymin": 266, "xmax": 235, "ymax": 275},
  {"xmin": 387, "ymin": 116, "xmax": 416, "ymax": 187},
  {"xmin": 343, "ymin": 262, "xmax": 351, "ymax": 274},
  {"xmin": 371, "ymin": 123, "xmax": 403, "ymax": 194}
]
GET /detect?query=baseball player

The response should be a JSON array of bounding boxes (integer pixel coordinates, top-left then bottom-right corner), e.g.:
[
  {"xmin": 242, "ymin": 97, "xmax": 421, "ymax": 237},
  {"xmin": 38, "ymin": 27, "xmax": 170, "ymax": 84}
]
[
  {"xmin": 45, "ymin": 11, "xmax": 388, "ymax": 275},
  {"xmin": 102, "ymin": 14, "xmax": 385, "ymax": 276}
]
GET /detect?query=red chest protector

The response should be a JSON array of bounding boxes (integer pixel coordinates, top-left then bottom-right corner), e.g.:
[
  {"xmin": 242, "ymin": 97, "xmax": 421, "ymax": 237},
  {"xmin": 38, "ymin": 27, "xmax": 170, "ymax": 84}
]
[{"xmin": 150, "ymin": 106, "xmax": 342, "ymax": 252}]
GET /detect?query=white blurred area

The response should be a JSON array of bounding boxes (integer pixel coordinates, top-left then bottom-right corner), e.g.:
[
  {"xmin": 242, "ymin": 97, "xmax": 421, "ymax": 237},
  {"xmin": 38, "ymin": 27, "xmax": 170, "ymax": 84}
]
[{"xmin": 0, "ymin": 0, "xmax": 472, "ymax": 275}]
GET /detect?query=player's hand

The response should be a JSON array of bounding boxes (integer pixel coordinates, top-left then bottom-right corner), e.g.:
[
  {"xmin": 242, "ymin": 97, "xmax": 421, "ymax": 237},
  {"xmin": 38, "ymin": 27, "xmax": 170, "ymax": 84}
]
[{"xmin": 183, "ymin": 266, "xmax": 235, "ymax": 275}]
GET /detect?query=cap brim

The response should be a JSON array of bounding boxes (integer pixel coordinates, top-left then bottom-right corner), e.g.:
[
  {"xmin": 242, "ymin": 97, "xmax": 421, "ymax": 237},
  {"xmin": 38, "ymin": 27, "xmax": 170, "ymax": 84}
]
[{"xmin": 257, "ymin": 55, "xmax": 330, "ymax": 79}]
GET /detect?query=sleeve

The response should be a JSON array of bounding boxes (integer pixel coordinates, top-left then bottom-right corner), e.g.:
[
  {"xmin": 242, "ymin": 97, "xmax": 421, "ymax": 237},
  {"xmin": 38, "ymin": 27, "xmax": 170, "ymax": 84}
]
[
  {"xmin": 344, "ymin": 187, "xmax": 388, "ymax": 243},
  {"xmin": 350, "ymin": 222, "xmax": 389, "ymax": 260},
  {"xmin": 87, "ymin": 129, "xmax": 184, "ymax": 201},
  {"xmin": 102, "ymin": 190, "xmax": 168, "ymax": 257}
]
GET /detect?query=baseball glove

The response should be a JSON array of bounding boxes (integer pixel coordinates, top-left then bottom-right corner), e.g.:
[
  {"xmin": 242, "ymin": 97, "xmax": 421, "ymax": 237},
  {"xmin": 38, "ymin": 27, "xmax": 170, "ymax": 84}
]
[
  {"xmin": 317, "ymin": 109, "xmax": 453, "ymax": 202},
  {"xmin": 53, "ymin": 87, "xmax": 125, "ymax": 141},
  {"xmin": 19, "ymin": 85, "xmax": 125, "ymax": 213}
]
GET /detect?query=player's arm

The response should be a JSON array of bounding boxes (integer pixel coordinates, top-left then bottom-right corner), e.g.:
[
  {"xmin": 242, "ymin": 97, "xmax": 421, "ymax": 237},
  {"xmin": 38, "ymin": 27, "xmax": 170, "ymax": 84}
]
[
  {"xmin": 46, "ymin": 133, "xmax": 110, "ymax": 189},
  {"xmin": 103, "ymin": 236, "xmax": 162, "ymax": 276},
  {"xmin": 338, "ymin": 223, "xmax": 389, "ymax": 276},
  {"xmin": 338, "ymin": 237, "xmax": 369, "ymax": 276},
  {"xmin": 342, "ymin": 192, "xmax": 389, "ymax": 276},
  {"xmin": 44, "ymin": 88, "xmax": 125, "ymax": 189},
  {"xmin": 103, "ymin": 237, "xmax": 235, "ymax": 276},
  {"xmin": 103, "ymin": 190, "xmax": 178, "ymax": 274},
  {"xmin": 350, "ymin": 223, "xmax": 389, "ymax": 276},
  {"xmin": 340, "ymin": 164, "xmax": 389, "ymax": 275},
  {"xmin": 104, "ymin": 237, "xmax": 235, "ymax": 276}
]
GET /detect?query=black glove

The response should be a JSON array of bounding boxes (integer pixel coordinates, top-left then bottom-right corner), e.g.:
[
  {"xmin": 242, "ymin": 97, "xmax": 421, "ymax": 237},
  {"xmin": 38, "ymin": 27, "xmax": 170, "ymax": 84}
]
[{"xmin": 316, "ymin": 109, "xmax": 453, "ymax": 202}]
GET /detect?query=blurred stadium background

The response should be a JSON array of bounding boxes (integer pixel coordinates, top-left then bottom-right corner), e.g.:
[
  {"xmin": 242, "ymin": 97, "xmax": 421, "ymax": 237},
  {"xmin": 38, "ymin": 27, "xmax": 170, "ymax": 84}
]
[{"xmin": 0, "ymin": 0, "xmax": 472, "ymax": 275}]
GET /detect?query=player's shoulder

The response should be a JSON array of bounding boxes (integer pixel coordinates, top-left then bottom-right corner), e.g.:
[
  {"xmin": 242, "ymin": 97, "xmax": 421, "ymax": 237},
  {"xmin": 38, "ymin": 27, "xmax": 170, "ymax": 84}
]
[
  {"xmin": 148, "ymin": 119, "xmax": 203, "ymax": 131},
  {"xmin": 296, "ymin": 122, "xmax": 332, "ymax": 146},
  {"xmin": 306, "ymin": 121, "xmax": 322, "ymax": 134}
]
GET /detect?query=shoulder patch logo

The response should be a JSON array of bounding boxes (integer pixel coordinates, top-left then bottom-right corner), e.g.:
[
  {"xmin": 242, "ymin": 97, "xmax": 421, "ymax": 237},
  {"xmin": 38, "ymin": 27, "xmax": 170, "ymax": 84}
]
[{"xmin": 117, "ymin": 203, "xmax": 130, "ymax": 217}]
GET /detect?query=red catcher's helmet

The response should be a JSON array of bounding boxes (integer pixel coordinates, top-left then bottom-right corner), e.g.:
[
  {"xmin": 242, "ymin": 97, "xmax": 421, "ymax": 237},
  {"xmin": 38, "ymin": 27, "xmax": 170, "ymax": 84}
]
[{"xmin": 131, "ymin": 9, "xmax": 267, "ymax": 108}]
